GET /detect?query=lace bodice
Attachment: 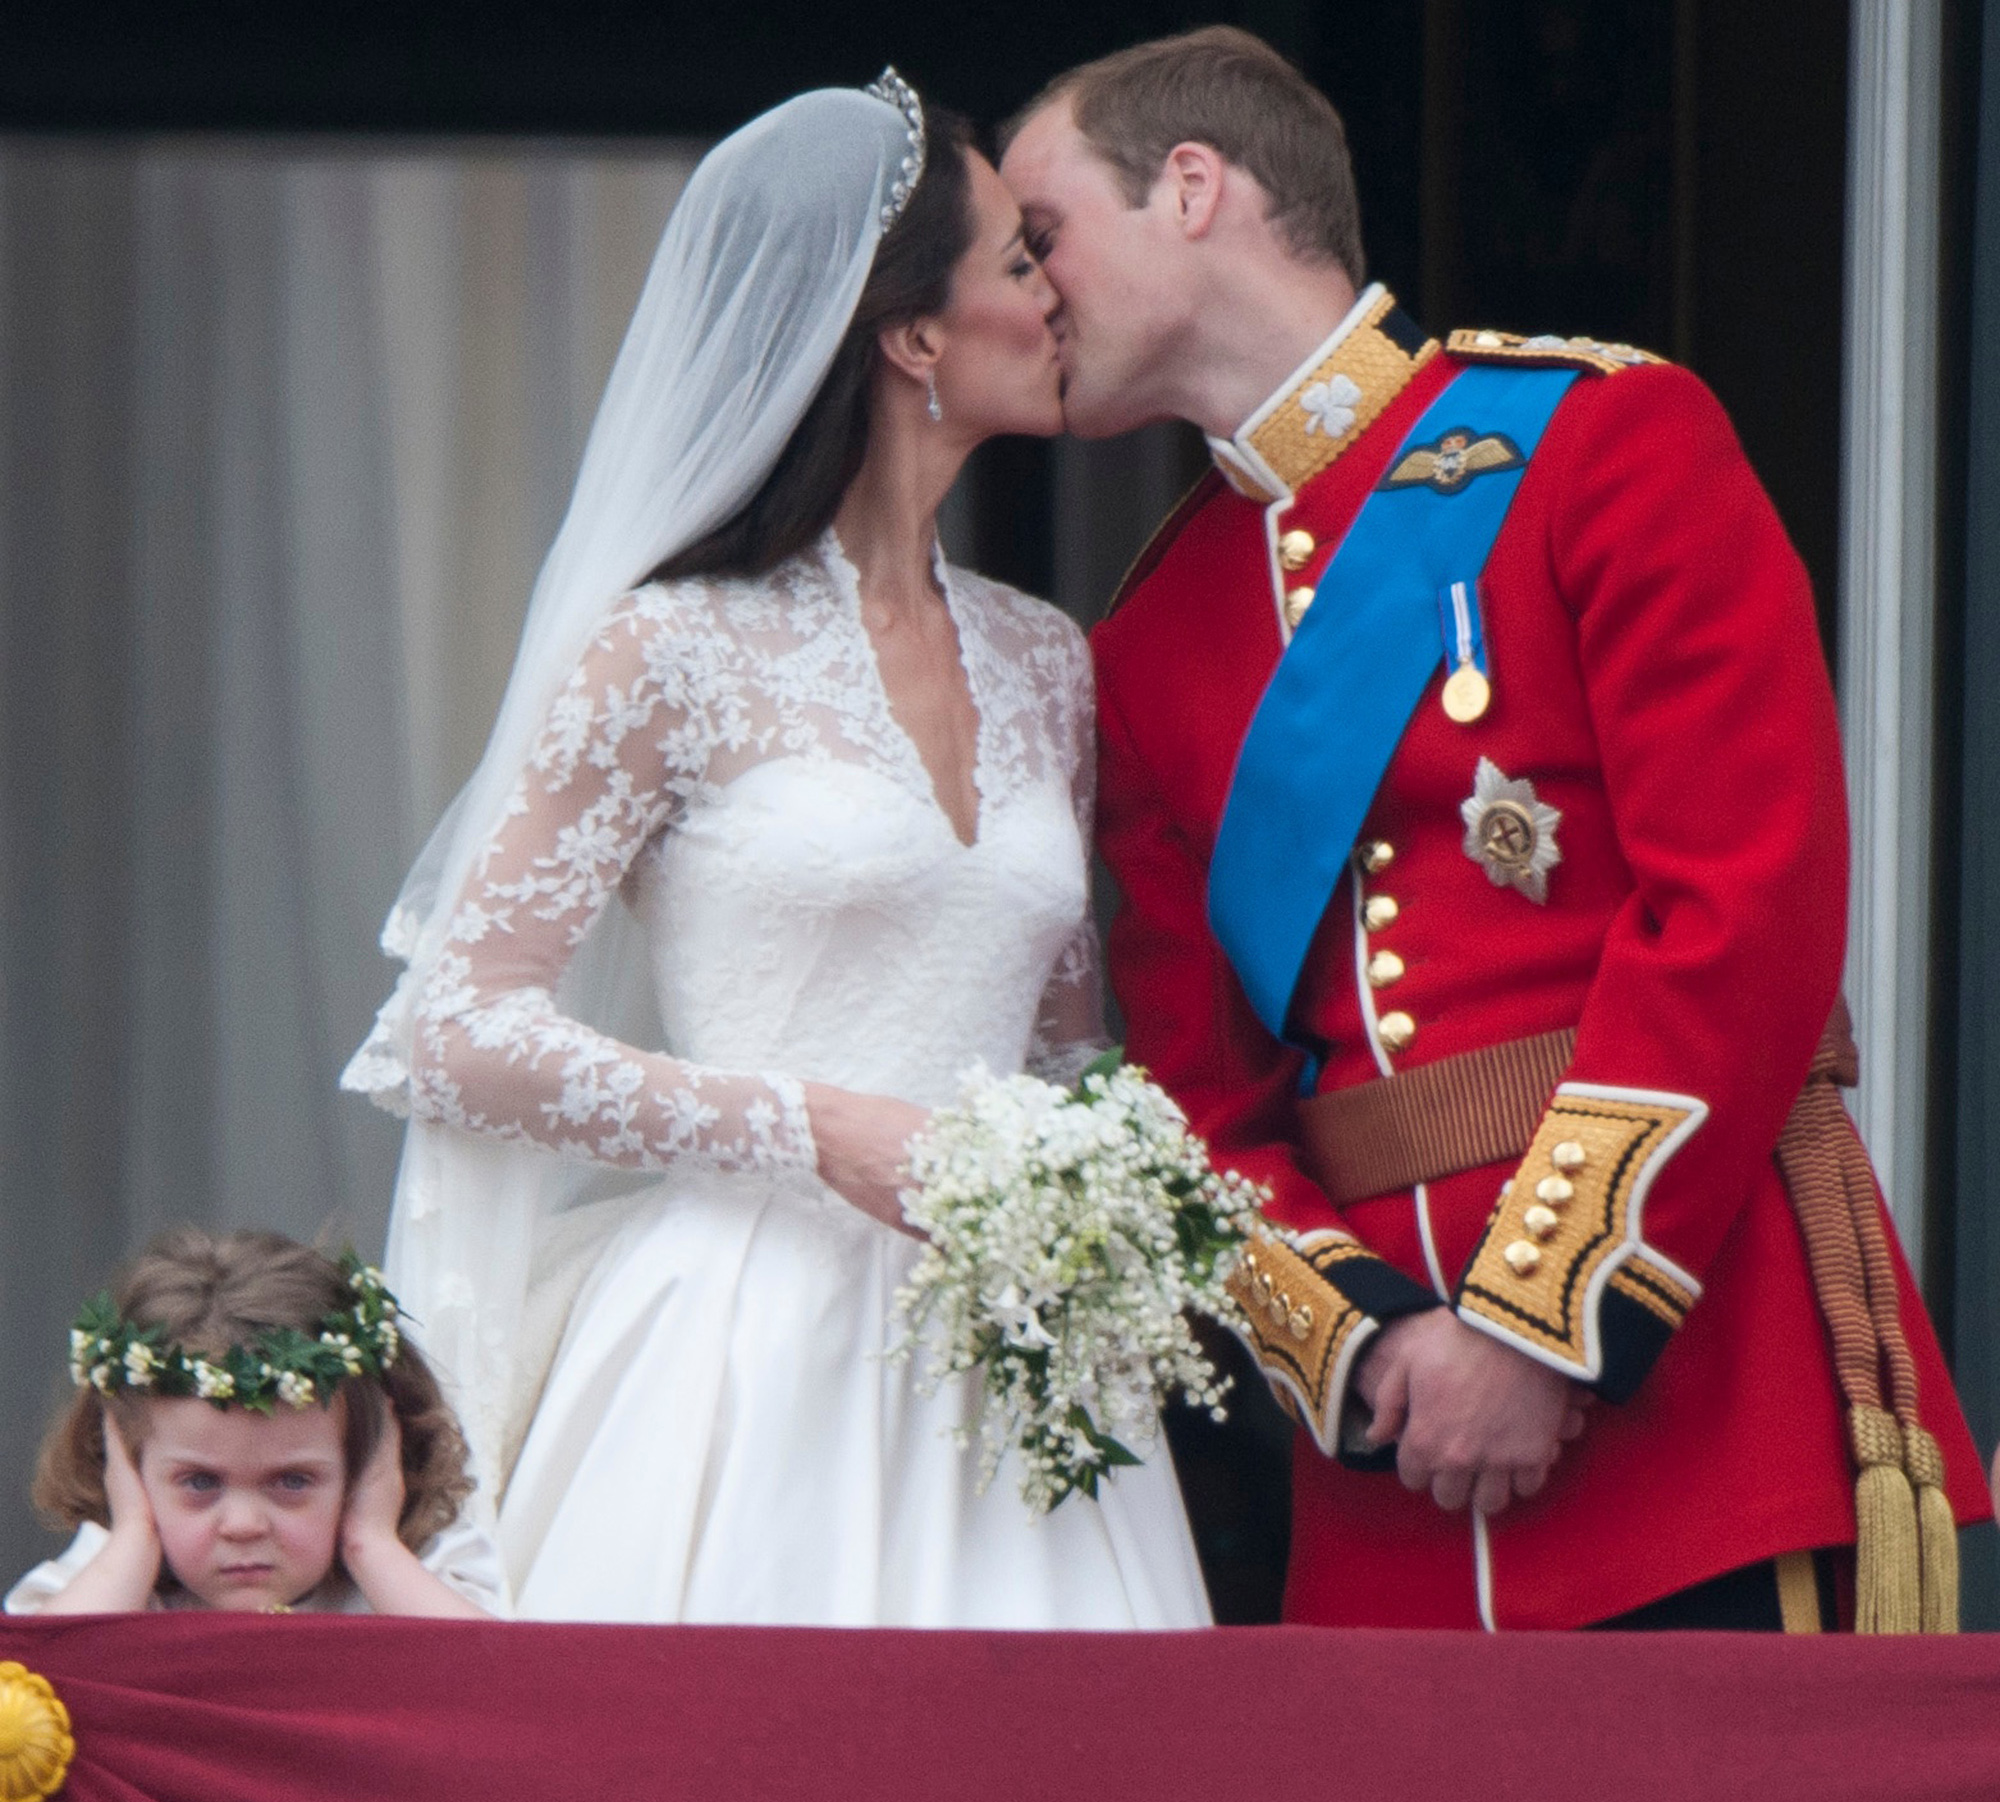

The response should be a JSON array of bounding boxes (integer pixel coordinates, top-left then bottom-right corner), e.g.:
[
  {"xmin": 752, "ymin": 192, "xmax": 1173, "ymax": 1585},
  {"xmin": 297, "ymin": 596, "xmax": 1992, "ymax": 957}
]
[{"xmin": 349, "ymin": 531, "xmax": 1102, "ymax": 1180}]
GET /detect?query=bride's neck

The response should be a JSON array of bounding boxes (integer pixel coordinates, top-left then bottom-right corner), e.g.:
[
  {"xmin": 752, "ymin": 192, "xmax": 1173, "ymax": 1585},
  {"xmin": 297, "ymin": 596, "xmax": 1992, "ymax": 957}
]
[{"xmin": 832, "ymin": 390, "xmax": 968, "ymax": 609}]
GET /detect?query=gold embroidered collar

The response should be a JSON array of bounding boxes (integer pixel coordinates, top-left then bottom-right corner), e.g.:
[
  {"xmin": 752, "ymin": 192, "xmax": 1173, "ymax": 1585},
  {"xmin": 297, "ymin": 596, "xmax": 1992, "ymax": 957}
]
[{"xmin": 1207, "ymin": 285, "xmax": 1438, "ymax": 506}]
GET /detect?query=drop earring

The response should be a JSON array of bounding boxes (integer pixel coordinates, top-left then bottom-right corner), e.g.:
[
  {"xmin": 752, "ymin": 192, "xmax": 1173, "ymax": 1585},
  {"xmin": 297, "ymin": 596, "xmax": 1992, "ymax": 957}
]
[{"xmin": 925, "ymin": 370, "xmax": 943, "ymax": 423}]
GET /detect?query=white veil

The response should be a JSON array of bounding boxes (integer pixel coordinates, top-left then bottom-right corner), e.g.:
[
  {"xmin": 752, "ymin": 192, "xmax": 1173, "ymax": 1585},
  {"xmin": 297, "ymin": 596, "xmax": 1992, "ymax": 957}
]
[{"xmin": 342, "ymin": 79, "xmax": 925, "ymax": 1498}]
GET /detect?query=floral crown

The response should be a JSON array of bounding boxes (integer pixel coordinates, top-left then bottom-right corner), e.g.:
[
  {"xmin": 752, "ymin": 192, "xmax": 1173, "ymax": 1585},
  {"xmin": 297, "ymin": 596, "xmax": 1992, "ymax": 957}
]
[
  {"xmin": 69, "ymin": 1252, "xmax": 402, "ymax": 1412},
  {"xmin": 864, "ymin": 66, "xmax": 927, "ymax": 229}
]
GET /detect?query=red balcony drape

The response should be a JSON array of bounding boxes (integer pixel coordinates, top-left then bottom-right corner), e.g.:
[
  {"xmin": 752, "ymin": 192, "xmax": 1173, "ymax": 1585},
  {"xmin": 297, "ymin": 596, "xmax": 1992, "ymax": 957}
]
[{"xmin": 3, "ymin": 1615, "xmax": 1998, "ymax": 1801}]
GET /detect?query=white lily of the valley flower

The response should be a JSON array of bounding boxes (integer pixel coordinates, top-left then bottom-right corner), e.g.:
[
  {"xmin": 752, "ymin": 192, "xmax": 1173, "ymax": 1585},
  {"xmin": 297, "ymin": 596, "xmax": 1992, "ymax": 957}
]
[
  {"xmin": 320, "ymin": 1331, "xmax": 367, "ymax": 1375},
  {"xmin": 276, "ymin": 1371, "xmax": 316, "ymax": 1409},
  {"xmin": 983, "ymin": 1284, "xmax": 1058, "ymax": 1350}
]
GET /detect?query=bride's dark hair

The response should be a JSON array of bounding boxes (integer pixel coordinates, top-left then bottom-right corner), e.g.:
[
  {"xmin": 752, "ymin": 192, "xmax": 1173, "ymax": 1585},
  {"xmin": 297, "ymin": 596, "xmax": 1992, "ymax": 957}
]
[{"xmin": 650, "ymin": 102, "xmax": 976, "ymax": 584}]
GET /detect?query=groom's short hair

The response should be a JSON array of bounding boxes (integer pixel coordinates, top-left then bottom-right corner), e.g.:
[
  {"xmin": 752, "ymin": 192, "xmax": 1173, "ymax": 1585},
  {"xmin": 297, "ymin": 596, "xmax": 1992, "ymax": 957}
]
[{"xmin": 1008, "ymin": 26, "xmax": 1365, "ymax": 284}]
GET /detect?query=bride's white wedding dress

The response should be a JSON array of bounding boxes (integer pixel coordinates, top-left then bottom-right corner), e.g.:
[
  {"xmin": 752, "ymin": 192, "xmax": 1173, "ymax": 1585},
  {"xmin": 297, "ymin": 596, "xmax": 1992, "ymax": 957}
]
[{"xmin": 354, "ymin": 529, "xmax": 1211, "ymax": 1627}]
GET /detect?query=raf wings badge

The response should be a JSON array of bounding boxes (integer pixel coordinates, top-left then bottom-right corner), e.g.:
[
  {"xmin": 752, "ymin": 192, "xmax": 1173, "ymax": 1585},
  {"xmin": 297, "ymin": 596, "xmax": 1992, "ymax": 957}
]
[
  {"xmin": 1461, "ymin": 757, "xmax": 1561, "ymax": 903},
  {"xmin": 1381, "ymin": 425, "xmax": 1525, "ymax": 495}
]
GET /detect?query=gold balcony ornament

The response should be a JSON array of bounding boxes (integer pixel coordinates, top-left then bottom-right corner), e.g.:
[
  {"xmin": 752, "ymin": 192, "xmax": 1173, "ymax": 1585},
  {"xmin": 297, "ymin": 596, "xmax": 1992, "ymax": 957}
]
[{"xmin": 0, "ymin": 1662, "xmax": 75, "ymax": 1802}]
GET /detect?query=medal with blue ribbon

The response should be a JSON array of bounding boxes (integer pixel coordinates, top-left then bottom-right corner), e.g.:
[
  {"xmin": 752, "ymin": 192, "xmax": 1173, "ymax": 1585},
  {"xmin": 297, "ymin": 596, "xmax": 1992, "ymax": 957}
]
[{"xmin": 1438, "ymin": 578, "xmax": 1491, "ymax": 723}]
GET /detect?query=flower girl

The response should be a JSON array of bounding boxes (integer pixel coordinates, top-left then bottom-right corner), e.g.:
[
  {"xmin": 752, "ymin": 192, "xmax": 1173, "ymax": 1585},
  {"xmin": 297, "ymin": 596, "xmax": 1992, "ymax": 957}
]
[{"xmin": 8, "ymin": 1227, "xmax": 503, "ymax": 1616}]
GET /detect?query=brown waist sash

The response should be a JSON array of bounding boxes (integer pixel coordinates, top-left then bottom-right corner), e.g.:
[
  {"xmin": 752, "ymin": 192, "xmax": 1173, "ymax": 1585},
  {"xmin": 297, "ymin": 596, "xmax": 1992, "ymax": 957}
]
[
  {"xmin": 1292, "ymin": 1002, "xmax": 1957, "ymax": 1631},
  {"xmin": 1296, "ymin": 1027, "xmax": 1576, "ymax": 1208}
]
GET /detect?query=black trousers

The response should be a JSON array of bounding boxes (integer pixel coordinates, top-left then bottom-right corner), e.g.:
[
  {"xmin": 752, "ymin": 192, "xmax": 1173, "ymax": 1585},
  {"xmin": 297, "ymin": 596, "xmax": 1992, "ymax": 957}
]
[{"xmin": 1591, "ymin": 1549, "xmax": 1842, "ymax": 1631}]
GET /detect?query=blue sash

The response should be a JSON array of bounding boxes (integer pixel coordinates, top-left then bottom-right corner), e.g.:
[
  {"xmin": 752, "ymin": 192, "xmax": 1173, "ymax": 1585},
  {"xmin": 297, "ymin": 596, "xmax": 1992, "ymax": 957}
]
[{"xmin": 1207, "ymin": 363, "xmax": 1576, "ymax": 1074}]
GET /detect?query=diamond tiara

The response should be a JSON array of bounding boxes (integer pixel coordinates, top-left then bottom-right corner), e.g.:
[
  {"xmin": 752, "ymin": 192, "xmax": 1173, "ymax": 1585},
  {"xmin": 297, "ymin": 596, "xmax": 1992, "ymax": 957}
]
[{"xmin": 864, "ymin": 66, "xmax": 927, "ymax": 229}]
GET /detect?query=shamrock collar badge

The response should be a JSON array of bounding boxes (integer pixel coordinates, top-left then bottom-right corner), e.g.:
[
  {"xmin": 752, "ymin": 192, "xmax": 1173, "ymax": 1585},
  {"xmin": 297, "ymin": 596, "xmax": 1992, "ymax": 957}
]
[
  {"xmin": 1299, "ymin": 372, "xmax": 1362, "ymax": 438},
  {"xmin": 1461, "ymin": 757, "xmax": 1562, "ymax": 903}
]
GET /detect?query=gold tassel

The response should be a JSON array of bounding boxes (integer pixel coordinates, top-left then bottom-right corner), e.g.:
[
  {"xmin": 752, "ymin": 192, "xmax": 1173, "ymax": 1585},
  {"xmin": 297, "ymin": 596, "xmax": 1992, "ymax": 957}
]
[
  {"xmin": 1903, "ymin": 1424, "xmax": 1961, "ymax": 1633},
  {"xmin": 1917, "ymin": 1483, "xmax": 1961, "ymax": 1633},
  {"xmin": 1850, "ymin": 1405, "xmax": 1921, "ymax": 1634}
]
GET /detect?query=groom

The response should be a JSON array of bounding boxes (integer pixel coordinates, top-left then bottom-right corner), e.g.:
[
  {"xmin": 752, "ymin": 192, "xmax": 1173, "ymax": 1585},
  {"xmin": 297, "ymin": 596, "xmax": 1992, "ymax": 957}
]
[{"xmin": 1002, "ymin": 26, "xmax": 1988, "ymax": 1629}]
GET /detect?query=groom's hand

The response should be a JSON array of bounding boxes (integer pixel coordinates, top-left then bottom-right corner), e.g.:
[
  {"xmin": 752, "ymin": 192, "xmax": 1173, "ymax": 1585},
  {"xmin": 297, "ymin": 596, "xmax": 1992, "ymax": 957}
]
[{"xmin": 1356, "ymin": 1310, "xmax": 1589, "ymax": 1515}]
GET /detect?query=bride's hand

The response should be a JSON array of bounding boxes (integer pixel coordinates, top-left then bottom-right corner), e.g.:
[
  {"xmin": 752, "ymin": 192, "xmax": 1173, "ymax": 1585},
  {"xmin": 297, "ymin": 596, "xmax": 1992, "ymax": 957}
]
[{"xmin": 801, "ymin": 1083, "xmax": 930, "ymax": 1236}]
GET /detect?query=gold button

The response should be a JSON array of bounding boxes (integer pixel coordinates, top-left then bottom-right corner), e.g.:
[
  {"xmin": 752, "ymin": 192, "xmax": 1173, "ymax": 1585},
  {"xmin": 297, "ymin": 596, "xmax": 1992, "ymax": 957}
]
[
  {"xmin": 1535, "ymin": 1175, "xmax": 1574, "ymax": 1205},
  {"xmin": 1361, "ymin": 840, "xmax": 1395, "ymax": 874},
  {"xmin": 1363, "ymin": 894, "xmax": 1400, "ymax": 932},
  {"xmin": 1283, "ymin": 585, "xmax": 1316, "ymax": 629},
  {"xmin": 1523, "ymin": 1204, "xmax": 1561, "ymax": 1240},
  {"xmin": 1366, "ymin": 950, "xmax": 1405, "ymax": 988},
  {"xmin": 1502, "ymin": 1240, "xmax": 1542, "ymax": 1276},
  {"xmin": 1269, "ymin": 1291, "xmax": 1292, "ymax": 1329},
  {"xmin": 1552, "ymin": 1140, "xmax": 1587, "ymax": 1173},
  {"xmin": 1377, "ymin": 1010, "xmax": 1416, "ymax": 1052},
  {"xmin": 1287, "ymin": 1304, "xmax": 1314, "ymax": 1342},
  {"xmin": 1278, "ymin": 528, "xmax": 1316, "ymax": 572}
]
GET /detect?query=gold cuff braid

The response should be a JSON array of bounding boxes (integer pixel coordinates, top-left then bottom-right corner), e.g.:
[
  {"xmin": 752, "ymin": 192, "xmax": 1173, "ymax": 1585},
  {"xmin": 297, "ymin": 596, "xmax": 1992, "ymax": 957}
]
[
  {"xmin": 1224, "ymin": 1230, "xmax": 1370, "ymax": 1457},
  {"xmin": 1458, "ymin": 1086, "xmax": 1705, "ymax": 1378}
]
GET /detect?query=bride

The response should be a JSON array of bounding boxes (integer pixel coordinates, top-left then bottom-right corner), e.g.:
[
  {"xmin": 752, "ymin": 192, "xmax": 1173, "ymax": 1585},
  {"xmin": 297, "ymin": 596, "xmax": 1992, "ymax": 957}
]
[{"xmin": 343, "ymin": 73, "xmax": 1211, "ymax": 1628}]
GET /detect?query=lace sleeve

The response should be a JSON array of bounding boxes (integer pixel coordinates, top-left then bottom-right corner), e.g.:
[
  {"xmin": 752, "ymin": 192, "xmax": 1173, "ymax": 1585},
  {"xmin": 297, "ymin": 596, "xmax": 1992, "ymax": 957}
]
[
  {"xmin": 404, "ymin": 591, "xmax": 816, "ymax": 1176},
  {"xmin": 1027, "ymin": 616, "xmax": 1112, "ymax": 1087}
]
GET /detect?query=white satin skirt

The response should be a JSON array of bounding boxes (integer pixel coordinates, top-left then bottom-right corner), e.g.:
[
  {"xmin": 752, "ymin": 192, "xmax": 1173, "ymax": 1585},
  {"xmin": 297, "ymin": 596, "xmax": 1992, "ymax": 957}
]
[{"xmin": 498, "ymin": 1166, "xmax": 1213, "ymax": 1628}]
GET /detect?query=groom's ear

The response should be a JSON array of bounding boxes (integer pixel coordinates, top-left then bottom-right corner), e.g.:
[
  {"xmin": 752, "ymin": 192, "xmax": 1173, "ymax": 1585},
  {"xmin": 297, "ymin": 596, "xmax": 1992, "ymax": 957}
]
[
  {"xmin": 1158, "ymin": 141, "xmax": 1226, "ymax": 241},
  {"xmin": 876, "ymin": 316, "xmax": 943, "ymax": 385}
]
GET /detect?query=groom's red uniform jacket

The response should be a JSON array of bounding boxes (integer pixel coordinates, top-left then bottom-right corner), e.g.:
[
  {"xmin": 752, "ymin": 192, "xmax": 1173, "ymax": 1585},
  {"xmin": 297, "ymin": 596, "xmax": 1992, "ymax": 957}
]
[{"xmin": 1093, "ymin": 293, "xmax": 1988, "ymax": 1629}]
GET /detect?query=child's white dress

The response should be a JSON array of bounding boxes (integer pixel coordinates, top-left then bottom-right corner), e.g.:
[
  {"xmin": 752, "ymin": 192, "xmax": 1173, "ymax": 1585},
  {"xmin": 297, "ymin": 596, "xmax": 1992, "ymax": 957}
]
[{"xmin": 4, "ymin": 1513, "xmax": 508, "ymax": 1614}]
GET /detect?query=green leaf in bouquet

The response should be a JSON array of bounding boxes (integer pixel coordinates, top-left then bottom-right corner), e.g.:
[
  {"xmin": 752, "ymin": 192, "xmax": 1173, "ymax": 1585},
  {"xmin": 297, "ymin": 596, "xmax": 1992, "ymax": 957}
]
[
  {"xmin": 1066, "ymin": 1404, "xmax": 1143, "ymax": 1470},
  {"xmin": 1071, "ymin": 1045, "xmax": 1126, "ymax": 1095},
  {"xmin": 1171, "ymin": 1198, "xmax": 1238, "ymax": 1269},
  {"xmin": 1093, "ymin": 1431, "xmax": 1143, "ymax": 1470}
]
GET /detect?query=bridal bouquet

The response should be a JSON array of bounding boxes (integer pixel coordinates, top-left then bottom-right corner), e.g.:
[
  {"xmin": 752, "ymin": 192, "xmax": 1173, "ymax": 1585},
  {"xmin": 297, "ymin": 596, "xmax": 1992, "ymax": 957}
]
[{"xmin": 890, "ymin": 1051, "xmax": 1262, "ymax": 1515}]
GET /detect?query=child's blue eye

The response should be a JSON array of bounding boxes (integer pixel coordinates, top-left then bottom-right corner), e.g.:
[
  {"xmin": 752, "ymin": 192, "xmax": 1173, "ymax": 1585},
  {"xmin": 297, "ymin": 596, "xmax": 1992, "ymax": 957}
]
[
  {"xmin": 180, "ymin": 1471, "xmax": 220, "ymax": 1493},
  {"xmin": 274, "ymin": 1471, "xmax": 315, "ymax": 1492}
]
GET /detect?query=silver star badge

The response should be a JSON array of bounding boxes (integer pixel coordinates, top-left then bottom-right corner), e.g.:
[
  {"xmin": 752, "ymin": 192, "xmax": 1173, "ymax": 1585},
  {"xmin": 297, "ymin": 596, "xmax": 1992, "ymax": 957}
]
[{"xmin": 1460, "ymin": 757, "xmax": 1562, "ymax": 903}]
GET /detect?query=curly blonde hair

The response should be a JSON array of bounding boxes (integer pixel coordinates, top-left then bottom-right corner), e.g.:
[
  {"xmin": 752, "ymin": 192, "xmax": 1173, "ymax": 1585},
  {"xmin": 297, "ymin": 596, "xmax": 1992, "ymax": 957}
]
[{"xmin": 32, "ymin": 1227, "xmax": 473, "ymax": 1555}]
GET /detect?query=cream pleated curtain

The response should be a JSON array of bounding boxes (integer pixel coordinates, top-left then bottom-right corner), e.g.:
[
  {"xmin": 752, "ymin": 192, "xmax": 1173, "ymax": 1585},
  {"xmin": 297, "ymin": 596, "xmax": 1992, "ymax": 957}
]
[{"xmin": 0, "ymin": 139, "xmax": 700, "ymax": 1576}]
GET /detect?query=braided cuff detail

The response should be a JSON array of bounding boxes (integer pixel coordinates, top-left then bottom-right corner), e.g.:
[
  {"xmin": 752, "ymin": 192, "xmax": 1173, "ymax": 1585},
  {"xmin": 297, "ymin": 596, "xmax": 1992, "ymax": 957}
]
[
  {"xmin": 1456, "ymin": 1082, "xmax": 1707, "ymax": 1392},
  {"xmin": 1225, "ymin": 1228, "xmax": 1431, "ymax": 1461}
]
